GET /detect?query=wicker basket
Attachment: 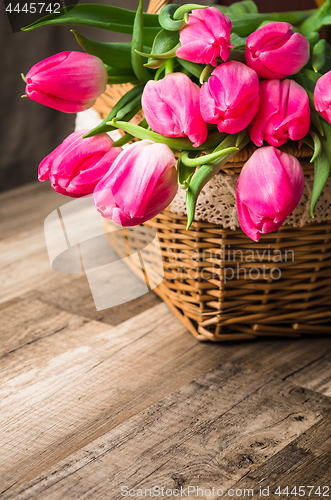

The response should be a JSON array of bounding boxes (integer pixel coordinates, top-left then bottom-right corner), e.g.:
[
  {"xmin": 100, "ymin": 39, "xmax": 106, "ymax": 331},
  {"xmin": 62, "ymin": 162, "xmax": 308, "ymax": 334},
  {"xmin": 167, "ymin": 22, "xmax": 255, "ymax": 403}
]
[{"xmin": 93, "ymin": 0, "xmax": 331, "ymax": 341}]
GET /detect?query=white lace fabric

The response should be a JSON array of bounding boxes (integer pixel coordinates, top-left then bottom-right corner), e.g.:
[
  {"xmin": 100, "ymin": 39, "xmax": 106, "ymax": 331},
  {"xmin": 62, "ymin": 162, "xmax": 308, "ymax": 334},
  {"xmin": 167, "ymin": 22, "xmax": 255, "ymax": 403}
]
[
  {"xmin": 170, "ymin": 173, "xmax": 331, "ymax": 228},
  {"xmin": 76, "ymin": 109, "xmax": 331, "ymax": 229}
]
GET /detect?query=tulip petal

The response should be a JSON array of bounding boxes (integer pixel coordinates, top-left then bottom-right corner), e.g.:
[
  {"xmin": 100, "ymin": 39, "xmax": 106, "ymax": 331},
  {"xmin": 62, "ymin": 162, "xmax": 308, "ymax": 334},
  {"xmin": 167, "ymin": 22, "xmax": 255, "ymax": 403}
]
[
  {"xmin": 236, "ymin": 190, "xmax": 260, "ymax": 242},
  {"xmin": 39, "ymin": 130, "xmax": 120, "ymax": 197},
  {"xmin": 25, "ymin": 51, "xmax": 107, "ymax": 113},
  {"xmin": 246, "ymin": 22, "xmax": 309, "ymax": 79},
  {"xmin": 142, "ymin": 73, "xmax": 207, "ymax": 147},
  {"xmin": 177, "ymin": 7, "xmax": 232, "ymax": 66},
  {"xmin": 237, "ymin": 147, "xmax": 294, "ymax": 218},
  {"xmin": 201, "ymin": 61, "xmax": 259, "ymax": 134},
  {"xmin": 250, "ymin": 79, "xmax": 310, "ymax": 147},
  {"xmin": 93, "ymin": 140, "xmax": 178, "ymax": 226}
]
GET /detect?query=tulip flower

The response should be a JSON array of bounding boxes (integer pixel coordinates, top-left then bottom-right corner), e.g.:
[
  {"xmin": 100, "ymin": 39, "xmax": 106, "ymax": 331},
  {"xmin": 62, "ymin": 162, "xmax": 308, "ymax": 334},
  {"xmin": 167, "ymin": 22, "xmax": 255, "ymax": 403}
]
[
  {"xmin": 141, "ymin": 73, "xmax": 208, "ymax": 148},
  {"xmin": 25, "ymin": 51, "xmax": 108, "ymax": 113},
  {"xmin": 250, "ymin": 79, "xmax": 310, "ymax": 147},
  {"xmin": 236, "ymin": 147, "xmax": 305, "ymax": 241},
  {"xmin": 200, "ymin": 61, "xmax": 259, "ymax": 134},
  {"xmin": 93, "ymin": 140, "xmax": 178, "ymax": 226},
  {"xmin": 176, "ymin": 7, "xmax": 232, "ymax": 66},
  {"xmin": 39, "ymin": 130, "xmax": 122, "ymax": 197},
  {"xmin": 245, "ymin": 22, "xmax": 310, "ymax": 80},
  {"xmin": 314, "ymin": 71, "xmax": 331, "ymax": 124}
]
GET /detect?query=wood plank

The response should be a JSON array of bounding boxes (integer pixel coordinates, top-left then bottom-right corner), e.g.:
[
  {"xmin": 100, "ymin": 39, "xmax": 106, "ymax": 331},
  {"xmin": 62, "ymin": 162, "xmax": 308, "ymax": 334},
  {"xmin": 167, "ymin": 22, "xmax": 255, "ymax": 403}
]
[
  {"xmin": 0, "ymin": 298, "xmax": 79, "ymax": 357},
  {"xmin": 23, "ymin": 273, "xmax": 161, "ymax": 326},
  {"xmin": 229, "ymin": 336, "xmax": 331, "ymax": 379},
  {"xmin": 1, "ymin": 298, "xmax": 331, "ymax": 496},
  {"xmin": 0, "ymin": 195, "xmax": 160, "ymax": 321},
  {"xmin": 0, "ymin": 227, "xmax": 60, "ymax": 304},
  {"xmin": 0, "ymin": 299, "xmax": 258, "ymax": 496},
  {"xmin": 230, "ymin": 414, "xmax": 331, "ymax": 496},
  {"xmin": 4, "ymin": 364, "xmax": 331, "ymax": 500},
  {"xmin": 286, "ymin": 351, "xmax": 331, "ymax": 397},
  {"xmin": 0, "ymin": 183, "xmax": 64, "ymax": 241}
]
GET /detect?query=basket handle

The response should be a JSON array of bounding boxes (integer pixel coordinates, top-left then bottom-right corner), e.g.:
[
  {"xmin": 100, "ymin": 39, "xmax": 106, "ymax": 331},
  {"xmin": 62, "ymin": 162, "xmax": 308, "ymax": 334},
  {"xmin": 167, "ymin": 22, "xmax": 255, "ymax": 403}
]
[{"xmin": 147, "ymin": 0, "xmax": 171, "ymax": 14}]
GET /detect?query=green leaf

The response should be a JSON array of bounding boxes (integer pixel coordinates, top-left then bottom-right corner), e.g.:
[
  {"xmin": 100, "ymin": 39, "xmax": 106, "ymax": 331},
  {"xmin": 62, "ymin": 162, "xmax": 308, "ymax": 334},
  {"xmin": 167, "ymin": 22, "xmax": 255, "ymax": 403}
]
[
  {"xmin": 107, "ymin": 120, "xmax": 201, "ymax": 150},
  {"xmin": 107, "ymin": 120, "xmax": 224, "ymax": 151},
  {"xmin": 113, "ymin": 93, "xmax": 142, "ymax": 121},
  {"xmin": 107, "ymin": 74, "xmax": 140, "ymax": 85},
  {"xmin": 131, "ymin": 0, "xmax": 152, "ymax": 83},
  {"xmin": 228, "ymin": 1, "xmax": 258, "ymax": 14},
  {"xmin": 178, "ymin": 154, "xmax": 196, "ymax": 189},
  {"xmin": 172, "ymin": 4, "xmax": 208, "ymax": 20},
  {"xmin": 310, "ymin": 119, "xmax": 331, "ymax": 217},
  {"xmin": 180, "ymin": 147, "xmax": 238, "ymax": 168},
  {"xmin": 83, "ymin": 84, "xmax": 144, "ymax": 138},
  {"xmin": 214, "ymin": 8, "xmax": 315, "ymax": 37},
  {"xmin": 176, "ymin": 58, "xmax": 204, "ymax": 79},
  {"xmin": 185, "ymin": 132, "xmax": 250, "ymax": 229},
  {"xmin": 230, "ymin": 32, "xmax": 247, "ymax": 49},
  {"xmin": 144, "ymin": 59, "xmax": 164, "ymax": 69},
  {"xmin": 306, "ymin": 31, "xmax": 320, "ymax": 47},
  {"xmin": 137, "ymin": 29, "xmax": 179, "ymax": 63},
  {"xmin": 22, "ymin": 4, "xmax": 160, "ymax": 46},
  {"xmin": 72, "ymin": 31, "xmax": 150, "ymax": 69},
  {"xmin": 158, "ymin": 4, "xmax": 185, "ymax": 31},
  {"xmin": 312, "ymin": 39, "xmax": 327, "ymax": 72},
  {"xmin": 309, "ymin": 130, "xmax": 322, "ymax": 163},
  {"xmin": 217, "ymin": 1, "xmax": 258, "ymax": 14},
  {"xmin": 199, "ymin": 64, "xmax": 213, "ymax": 84},
  {"xmin": 300, "ymin": 0, "xmax": 331, "ymax": 37}
]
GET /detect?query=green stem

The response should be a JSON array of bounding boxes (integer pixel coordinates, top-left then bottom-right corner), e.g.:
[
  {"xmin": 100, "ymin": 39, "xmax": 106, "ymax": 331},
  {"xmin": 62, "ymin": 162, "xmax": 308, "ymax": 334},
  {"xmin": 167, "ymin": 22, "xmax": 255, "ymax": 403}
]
[
  {"xmin": 165, "ymin": 58, "xmax": 175, "ymax": 74},
  {"xmin": 113, "ymin": 134, "xmax": 134, "ymax": 147},
  {"xmin": 107, "ymin": 120, "xmax": 224, "ymax": 151},
  {"xmin": 131, "ymin": 0, "xmax": 151, "ymax": 83},
  {"xmin": 180, "ymin": 147, "xmax": 238, "ymax": 167},
  {"xmin": 173, "ymin": 4, "xmax": 207, "ymax": 20},
  {"xmin": 113, "ymin": 119, "xmax": 148, "ymax": 147}
]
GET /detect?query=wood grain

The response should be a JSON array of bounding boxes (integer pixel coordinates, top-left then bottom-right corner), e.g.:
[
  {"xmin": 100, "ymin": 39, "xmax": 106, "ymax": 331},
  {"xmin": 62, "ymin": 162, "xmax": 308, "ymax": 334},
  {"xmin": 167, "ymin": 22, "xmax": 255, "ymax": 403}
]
[
  {"xmin": 2, "ymin": 180, "xmax": 331, "ymax": 500},
  {"xmin": 230, "ymin": 414, "xmax": 331, "ymax": 495},
  {"xmin": 0, "ymin": 183, "xmax": 64, "ymax": 241},
  {"xmin": 0, "ymin": 298, "xmax": 260, "ymax": 495},
  {"xmin": 3, "ymin": 364, "xmax": 331, "ymax": 500}
]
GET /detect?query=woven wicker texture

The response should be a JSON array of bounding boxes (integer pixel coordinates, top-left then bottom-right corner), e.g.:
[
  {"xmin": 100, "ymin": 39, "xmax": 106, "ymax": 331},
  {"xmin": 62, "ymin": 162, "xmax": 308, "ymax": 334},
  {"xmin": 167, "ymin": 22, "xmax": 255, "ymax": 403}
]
[{"xmin": 95, "ymin": 0, "xmax": 331, "ymax": 341}]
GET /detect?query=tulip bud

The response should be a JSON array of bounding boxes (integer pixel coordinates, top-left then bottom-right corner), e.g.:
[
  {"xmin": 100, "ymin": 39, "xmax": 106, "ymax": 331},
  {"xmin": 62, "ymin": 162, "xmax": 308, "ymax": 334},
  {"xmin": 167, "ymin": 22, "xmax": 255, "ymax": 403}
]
[
  {"xmin": 250, "ymin": 79, "xmax": 310, "ymax": 147},
  {"xmin": 141, "ymin": 73, "xmax": 208, "ymax": 147},
  {"xmin": 314, "ymin": 71, "xmax": 331, "ymax": 124},
  {"xmin": 25, "ymin": 51, "xmax": 108, "ymax": 113},
  {"xmin": 245, "ymin": 22, "xmax": 310, "ymax": 80},
  {"xmin": 200, "ymin": 61, "xmax": 259, "ymax": 134},
  {"xmin": 93, "ymin": 140, "xmax": 178, "ymax": 226},
  {"xmin": 39, "ymin": 131, "xmax": 122, "ymax": 197},
  {"xmin": 176, "ymin": 7, "xmax": 232, "ymax": 66},
  {"xmin": 236, "ymin": 147, "xmax": 305, "ymax": 241}
]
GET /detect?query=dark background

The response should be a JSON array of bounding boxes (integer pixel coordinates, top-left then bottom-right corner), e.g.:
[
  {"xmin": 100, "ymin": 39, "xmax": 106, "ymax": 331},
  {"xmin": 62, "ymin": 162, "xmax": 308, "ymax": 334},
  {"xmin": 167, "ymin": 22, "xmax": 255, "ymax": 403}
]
[{"xmin": 0, "ymin": 0, "xmax": 317, "ymax": 193}]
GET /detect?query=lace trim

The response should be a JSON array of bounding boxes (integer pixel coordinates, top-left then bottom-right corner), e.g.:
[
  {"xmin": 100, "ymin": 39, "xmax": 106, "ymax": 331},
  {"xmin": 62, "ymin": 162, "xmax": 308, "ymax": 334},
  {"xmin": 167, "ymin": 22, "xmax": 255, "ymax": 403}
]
[{"xmin": 170, "ymin": 173, "xmax": 331, "ymax": 228}]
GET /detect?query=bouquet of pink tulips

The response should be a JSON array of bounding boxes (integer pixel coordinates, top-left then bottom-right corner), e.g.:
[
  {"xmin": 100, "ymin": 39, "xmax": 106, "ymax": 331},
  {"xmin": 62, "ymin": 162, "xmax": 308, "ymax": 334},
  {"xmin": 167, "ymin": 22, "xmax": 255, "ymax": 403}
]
[{"xmin": 22, "ymin": 0, "xmax": 331, "ymax": 241}]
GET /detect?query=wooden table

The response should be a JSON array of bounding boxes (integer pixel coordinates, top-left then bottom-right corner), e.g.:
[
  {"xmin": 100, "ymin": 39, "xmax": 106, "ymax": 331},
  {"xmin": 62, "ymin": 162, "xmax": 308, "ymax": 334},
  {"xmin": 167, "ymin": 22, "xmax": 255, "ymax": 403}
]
[{"xmin": 1, "ymin": 182, "xmax": 331, "ymax": 499}]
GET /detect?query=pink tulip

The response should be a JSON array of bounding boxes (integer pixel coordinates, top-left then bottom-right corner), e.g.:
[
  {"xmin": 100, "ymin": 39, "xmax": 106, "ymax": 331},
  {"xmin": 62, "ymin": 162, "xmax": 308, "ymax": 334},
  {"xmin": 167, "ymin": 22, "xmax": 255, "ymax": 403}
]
[
  {"xmin": 250, "ymin": 79, "xmax": 310, "ymax": 147},
  {"xmin": 39, "ymin": 130, "xmax": 122, "ymax": 197},
  {"xmin": 236, "ymin": 147, "xmax": 304, "ymax": 242},
  {"xmin": 93, "ymin": 140, "xmax": 178, "ymax": 226},
  {"xmin": 25, "ymin": 51, "xmax": 108, "ymax": 113},
  {"xmin": 245, "ymin": 22, "xmax": 310, "ymax": 80},
  {"xmin": 176, "ymin": 7, "xmax": 232, "ymax": 66},
  {"xmin": 200, "ymin": 61, "xmax": 259, "ymax": 134},
  {"xmin": 314, "ymin": 71, "xmax": 331, "ymax": 124},
  {"xmin": 141, "ymin": 73, "xmax": 208, "ymax": 147}
]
